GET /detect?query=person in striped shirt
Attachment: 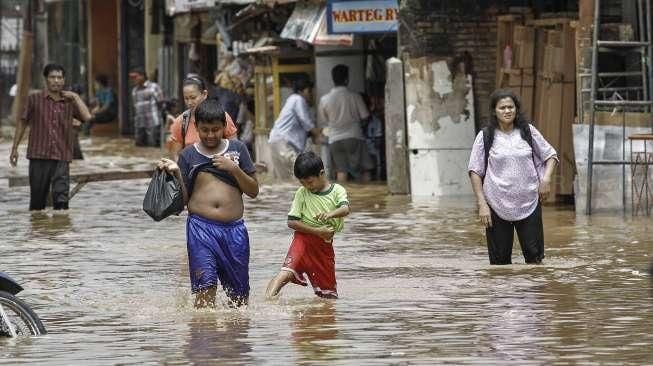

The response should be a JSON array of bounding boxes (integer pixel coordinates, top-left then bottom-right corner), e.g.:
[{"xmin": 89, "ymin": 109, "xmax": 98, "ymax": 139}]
[
  {"xmin": 9, "ymin": 63, "xmax": 91, "ymax": 210},
  {"xmin": 129, "ymin": 68, "xmax": 163, "ymax": 147}
]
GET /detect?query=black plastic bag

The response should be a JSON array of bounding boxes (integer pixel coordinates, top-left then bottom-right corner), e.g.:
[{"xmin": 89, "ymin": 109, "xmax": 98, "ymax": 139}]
[{"xmin": 143, "ymin": 169, "xmax": 184, "ymax": 221}]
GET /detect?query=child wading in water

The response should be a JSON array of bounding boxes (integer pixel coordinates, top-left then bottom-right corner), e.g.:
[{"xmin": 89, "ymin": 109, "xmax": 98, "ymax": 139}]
[
  {"xmin": 266, "ymin": 152, "xmax": 350, "ymax": 299},
  {"xmin": 158, "ymin": 99, "xmax": 258, "ymax": 308}
]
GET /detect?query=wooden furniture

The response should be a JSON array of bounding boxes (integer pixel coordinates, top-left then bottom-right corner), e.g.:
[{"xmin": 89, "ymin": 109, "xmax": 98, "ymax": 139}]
[{"xmin": 8, "ymin": 169, "xmax": 155, "ymax": 200}]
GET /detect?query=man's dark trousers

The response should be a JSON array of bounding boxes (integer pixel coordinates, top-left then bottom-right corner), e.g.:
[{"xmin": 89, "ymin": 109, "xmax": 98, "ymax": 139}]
[{"xmin": 28, "ymin": 159, "xmax": 70, "ymax": 210}]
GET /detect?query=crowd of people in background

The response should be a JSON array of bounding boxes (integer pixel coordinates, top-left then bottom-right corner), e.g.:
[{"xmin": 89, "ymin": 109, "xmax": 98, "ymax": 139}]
[
  {"xmin": 156, "ymin": 61, "xmax": 384, "ymax": 184},
  {"xmin": 269, "ymin": 64, "xmax": 385, "ymax": 182},
  {"xmin": 6, "ymin": 56, "xmax": 387, "ymax": 186}
]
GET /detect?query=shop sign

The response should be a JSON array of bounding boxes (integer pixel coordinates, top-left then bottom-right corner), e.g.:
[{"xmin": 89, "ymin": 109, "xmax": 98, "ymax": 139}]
[{"xmin": 326, "ymin": 0, "xmax": 398, "ymax": 34}]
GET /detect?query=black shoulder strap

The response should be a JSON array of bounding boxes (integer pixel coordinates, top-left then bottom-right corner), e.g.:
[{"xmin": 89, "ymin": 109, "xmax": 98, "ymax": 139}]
[
  {"xmin": 522, "ymin": 123, "xmax": 534, "ymax": 150},
  {"xmin": 181, "ymin": 110, "xmax": 191, "ymax": 146},
  {"xmin": 482, "ymin": 126, "xmax": 493, "ymax": 174},
  {"xmin": 522, "ymin": 123, "xmax": 540, "ymax": 182}
]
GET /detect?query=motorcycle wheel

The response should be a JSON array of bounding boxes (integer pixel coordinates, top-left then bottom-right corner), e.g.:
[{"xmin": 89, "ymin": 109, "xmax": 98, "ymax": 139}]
[{"xmin": 0, "ymin": 291, "xmax": 46, "ymax": 337}]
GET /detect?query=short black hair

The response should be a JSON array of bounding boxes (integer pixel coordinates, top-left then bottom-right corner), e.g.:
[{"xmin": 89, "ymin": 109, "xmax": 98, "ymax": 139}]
[
  {"xmin": 183, "ymin": 74, "xmax": 206, "ymax": 91},
  {"xmin": 130, "ymin": 67, "xmax": 147, "ymax": 78},
  {"xmin": 95, "ymin": 74, "xmax": 108, "ymax": 87},
  {"xmin": 294, "ymin": 151, "xmax": 324, "ymax": 179},
  {"xmin": 43, "ymin": 63, "xmax": 65, "ymax": 78},
  {"xmin": 293, "ymin": 77, "xmax": 312, "ymax": 94},
  {"xmin": 194, "ymin": 98, "xmax": 226, "ymax": 126},
  {"xmin": 331, "ymin": 64, "xmax": 348, "ymax": 86}
]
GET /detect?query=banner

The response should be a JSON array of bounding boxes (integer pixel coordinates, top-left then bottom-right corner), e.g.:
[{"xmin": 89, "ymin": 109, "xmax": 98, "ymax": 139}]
[
  {"xmin": 281, "ymin": 3, "xmax": 353, "ymax": 46},
  {"xmin": 327, "ymin": 0, "xmax": 398, "ymax": 34}
]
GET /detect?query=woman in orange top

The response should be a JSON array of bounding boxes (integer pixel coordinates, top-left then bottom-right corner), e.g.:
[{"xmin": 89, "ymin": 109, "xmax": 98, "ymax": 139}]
[{"xmin": 168, "ymin": 76, "xmax": 238, "ymax": 157}]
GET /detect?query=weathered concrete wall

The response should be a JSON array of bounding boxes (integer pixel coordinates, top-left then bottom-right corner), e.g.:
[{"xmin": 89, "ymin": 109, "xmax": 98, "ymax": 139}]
[
  {"xmin": 399, "ymin": 0, "xmax": 499, "ymax": 126},
  {"xmin": 404, "ymin": 57, "xmax": 476, "ymax": 197}
]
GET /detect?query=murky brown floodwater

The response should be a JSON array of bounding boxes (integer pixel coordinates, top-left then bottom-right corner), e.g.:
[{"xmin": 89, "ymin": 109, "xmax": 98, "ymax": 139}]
[{"xmin": 1, "ymin": 136, "xmax": 651, "ymax": 365}]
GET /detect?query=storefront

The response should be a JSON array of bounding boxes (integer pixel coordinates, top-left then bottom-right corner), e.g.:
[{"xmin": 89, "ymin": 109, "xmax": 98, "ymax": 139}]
[{"xmin": 273, "ymin": 0, "xmax": 398, "ymax": 181}]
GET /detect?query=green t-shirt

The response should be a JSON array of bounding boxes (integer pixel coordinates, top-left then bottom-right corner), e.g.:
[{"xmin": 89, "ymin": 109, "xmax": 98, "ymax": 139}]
[{"xmin": 287, "ymin": 183, "xmax": 349, "ymax": 232}]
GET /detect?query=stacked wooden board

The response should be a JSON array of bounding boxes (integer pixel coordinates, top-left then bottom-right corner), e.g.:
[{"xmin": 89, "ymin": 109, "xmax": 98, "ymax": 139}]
[
  {"xmin": 531, "ymin": 19, "xmax": 576, "ymax": 200},
  {"xmin": 496, "ymin": 16, "xmax": 577, "ymax": 202},
  {"xmin": 496, "ymin": 16, "xmax": 535, "ymax": 118}
]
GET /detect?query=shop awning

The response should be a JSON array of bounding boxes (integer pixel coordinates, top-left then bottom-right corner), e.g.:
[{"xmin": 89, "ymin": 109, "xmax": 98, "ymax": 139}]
[
  {"xmin": 168, "ymin": 0, "xmax": 300, "ymax": 15},
  {"xmin": 280, "ymin": 3, "xmax": 353, "ymax": 47},
  {"xmin": 169, "ymin": 0, "xmax": 258, "ymax": 15}
]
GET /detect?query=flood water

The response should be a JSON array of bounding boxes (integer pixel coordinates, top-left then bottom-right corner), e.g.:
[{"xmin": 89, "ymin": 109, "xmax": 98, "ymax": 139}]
[{"xmin": 1, "ymin": 137, "xmax": 651, "ymax": 365}]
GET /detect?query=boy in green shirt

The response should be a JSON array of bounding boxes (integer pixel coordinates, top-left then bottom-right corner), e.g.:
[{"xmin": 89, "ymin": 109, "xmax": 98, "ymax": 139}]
[{"xmin": 265, "ymin": 151, "xmax": 350, "ymax": 299}]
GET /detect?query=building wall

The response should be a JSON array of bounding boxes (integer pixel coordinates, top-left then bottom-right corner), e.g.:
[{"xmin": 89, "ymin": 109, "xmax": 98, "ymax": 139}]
[
  {"xmin": 399, "ymin": 0, "xmax": 499, "ymax": 126},
  {"xmin": 89, "ymin": 0, "xmax": 118, "ymax": 93}
]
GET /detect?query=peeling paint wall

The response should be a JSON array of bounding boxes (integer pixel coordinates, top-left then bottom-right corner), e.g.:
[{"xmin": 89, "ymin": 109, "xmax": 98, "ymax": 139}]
[
  {"xmin": 399, "ymin": 0, "xmax": 499, "ymax": 126},
  {"xmin": 405, "ymin": 58, "xmax": 476, "ymax": 196}
]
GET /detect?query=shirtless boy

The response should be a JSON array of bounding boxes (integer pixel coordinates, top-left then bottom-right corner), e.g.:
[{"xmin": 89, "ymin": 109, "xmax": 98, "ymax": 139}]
[{"xmin": 158, "ymin": 99, "xmax": 258, "ymax": 308}]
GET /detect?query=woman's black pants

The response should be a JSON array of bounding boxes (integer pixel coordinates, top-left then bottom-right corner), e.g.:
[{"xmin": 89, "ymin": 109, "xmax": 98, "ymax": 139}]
[
  {"xmin": 485, "ymin": 204, "xmax": 544, "ymax": 265},
  {"xmin": 28, "ymin": 159, "xmax": 70, "ymax": 210}
]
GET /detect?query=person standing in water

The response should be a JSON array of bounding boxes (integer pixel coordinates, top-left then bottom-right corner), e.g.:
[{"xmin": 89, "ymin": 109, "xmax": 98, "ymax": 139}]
[
  {"xmin": 468, "ymin": 89, "xmax": 558, "ymax": 265},
  {"xmin": 158, "ymin": 98, "xmax": 258, "ymax": 308},
  {"xmin": 9, "ymin": 63, "xmax": 91, "ymax": 210},
  {"xmin": 268, "ymin": 77, "xmax": 321, "ymax": 180},
  {"xmin": 266, "ymin": 151, "xmax": 350, "ymax": 299},
  {"xmin": 168, "ymin": 76, "xmax": 238, "ymax": 158}
]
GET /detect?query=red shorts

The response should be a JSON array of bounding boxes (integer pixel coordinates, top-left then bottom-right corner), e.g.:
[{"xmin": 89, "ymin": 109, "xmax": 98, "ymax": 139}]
[{"xmin": 281, "ymin": 231, "xmax": 338, "ymax": 298}]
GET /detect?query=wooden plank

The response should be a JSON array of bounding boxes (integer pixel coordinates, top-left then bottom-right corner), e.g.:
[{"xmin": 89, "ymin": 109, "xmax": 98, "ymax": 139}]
[
  {"xmin": 561, "ymin": 23, "xmax": 577, "ymax": 82},
  {"xmin": 513, "ymin": 25, "xmax": 535, "ymax": 68},
  {"xmin": 497, "ymin": 15, "xmax": 522, "ymax": 22},
  {"xmin": 8, "ymin": 169, "xmax": 155, "ymax": 188},
  {"xmin": 545, "ymin": 80, "xmax": 564, "ymax": 201},
  {"xmin": 559, "ymin": 82, "xmax": 576, "ymax": 195},
  {"xmin": 496, "ymin": 14, "xmax": 523, "ymax": 87},
  {"xmin": 69, "ymin": 181, "xmax": 88, "ymax": 199},
  {"xmin": 580, "ymin": 111, "xmax": 653, "ymax": 127},
  {"xmin": 526, "ymin": 18, "xmax": 572, "ymax": 27},
  {"xmin": 518, "ymin": 72, "xmax": 534, "ymax": 118}
]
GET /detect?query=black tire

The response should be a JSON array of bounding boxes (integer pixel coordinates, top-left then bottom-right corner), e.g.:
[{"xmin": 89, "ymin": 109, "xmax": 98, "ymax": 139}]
[{"xmin": 0, "ymin": 291, "xmax": 46, "ymax": 337}]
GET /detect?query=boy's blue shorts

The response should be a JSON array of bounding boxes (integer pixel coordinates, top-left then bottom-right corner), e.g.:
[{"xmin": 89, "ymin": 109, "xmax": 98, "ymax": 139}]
[{"xmin": 186, "ymin": 214, "xmax": 250, "ymax": 300}]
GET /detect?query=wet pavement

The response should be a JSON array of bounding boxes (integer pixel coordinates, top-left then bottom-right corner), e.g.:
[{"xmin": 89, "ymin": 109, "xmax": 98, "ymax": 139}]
[{"xmin": 0, "ymin": 136, "xmax": 651, "ymax": 365}]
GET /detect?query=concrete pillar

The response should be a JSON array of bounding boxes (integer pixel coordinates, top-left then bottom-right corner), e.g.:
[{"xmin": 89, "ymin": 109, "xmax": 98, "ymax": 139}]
[{"xmin": 384, "ymin": 57, "xmax": 410, "ymax": 194}]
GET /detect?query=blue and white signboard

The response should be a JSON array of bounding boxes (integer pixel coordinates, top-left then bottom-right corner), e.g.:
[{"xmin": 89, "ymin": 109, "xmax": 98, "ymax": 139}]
[{"xmin": 326, "ymin": 0, "xmax": 398, "ymax": 34}]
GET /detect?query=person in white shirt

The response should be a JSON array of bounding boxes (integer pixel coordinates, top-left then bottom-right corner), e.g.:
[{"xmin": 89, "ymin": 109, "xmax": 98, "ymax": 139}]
[
  {"xmin": 318, "ymin": 64, "xmax": 374, "ymax": 183},
  {"xmin": 268, "ymin": 78, "xmax": 321, "ymax": 180}
]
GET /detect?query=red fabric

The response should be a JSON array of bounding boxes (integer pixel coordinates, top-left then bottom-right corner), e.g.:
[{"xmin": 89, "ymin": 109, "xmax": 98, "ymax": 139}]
[
  {"xmin": 22, "ymin": 91, "xmax": 82, "ymax": 162},
  {"xmin": 281, "ymin": 231, "xmax": 338, "ymax": 298}
]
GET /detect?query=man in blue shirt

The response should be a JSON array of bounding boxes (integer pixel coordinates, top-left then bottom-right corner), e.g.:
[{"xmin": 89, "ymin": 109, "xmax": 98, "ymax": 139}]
[{"xmin": 268, "ymin": 78, "xmax": 321, "ymax": 180}]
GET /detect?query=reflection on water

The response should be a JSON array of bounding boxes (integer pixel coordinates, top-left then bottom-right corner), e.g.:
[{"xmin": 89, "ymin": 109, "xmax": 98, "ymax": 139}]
[
  {"xmin": 0, "ymin": 137, "xmax": 651, "ymax": 364},
  {"xmin": 185, "ymin": 311, "xmax": 252, "ymax": 366},
  {"xmin": 291, "ymin": 300, "xmax": 338, "ymax": 364},
  {"xmin": 29, "ymin": 212, "xmax": 73, "ymax": 238}
]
